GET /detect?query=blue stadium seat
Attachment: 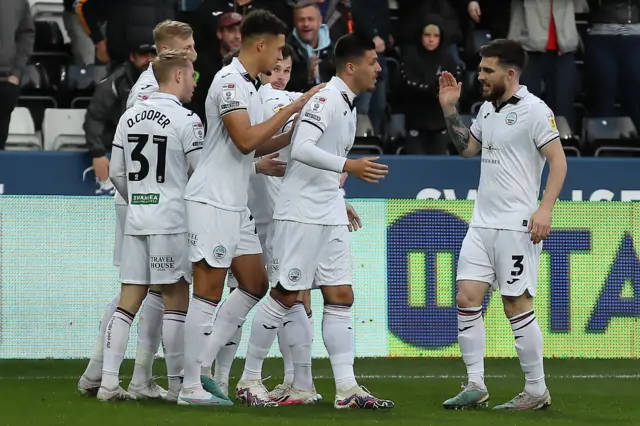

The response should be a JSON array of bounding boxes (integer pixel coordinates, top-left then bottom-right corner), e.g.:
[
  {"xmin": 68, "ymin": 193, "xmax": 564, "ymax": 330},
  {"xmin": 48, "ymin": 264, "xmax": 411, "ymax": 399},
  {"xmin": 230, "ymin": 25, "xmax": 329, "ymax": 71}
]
[{"xmin": 584, "ymin": 117, "xmax": 640, "ymax": 157}]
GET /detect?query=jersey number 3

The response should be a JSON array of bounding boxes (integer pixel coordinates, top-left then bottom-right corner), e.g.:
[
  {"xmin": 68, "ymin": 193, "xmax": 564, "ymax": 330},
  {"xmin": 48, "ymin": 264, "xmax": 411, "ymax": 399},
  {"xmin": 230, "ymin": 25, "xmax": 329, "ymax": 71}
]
[{"xmin": 127, "ymin": 134, "xmax": 167, "ymax": 183}]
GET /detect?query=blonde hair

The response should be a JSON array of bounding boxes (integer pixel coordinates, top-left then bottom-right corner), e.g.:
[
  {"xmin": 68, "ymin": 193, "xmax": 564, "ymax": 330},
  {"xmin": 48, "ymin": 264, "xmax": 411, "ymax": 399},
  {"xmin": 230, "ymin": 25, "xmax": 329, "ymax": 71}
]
[
  {"xmin": 153, "ymin": 20, "xmax": 193, "ymax": 46},
  {"xmin": 152, "ymin": 49, "xmax": 192, "ymax": 84}
]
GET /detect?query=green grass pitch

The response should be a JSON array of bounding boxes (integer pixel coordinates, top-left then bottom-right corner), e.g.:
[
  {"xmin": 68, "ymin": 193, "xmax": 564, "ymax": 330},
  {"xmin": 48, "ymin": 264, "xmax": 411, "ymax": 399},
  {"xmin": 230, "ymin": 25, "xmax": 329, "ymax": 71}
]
[{"xmin": 0, "ymin": 358, "xmax": 639, "ymax": 425}]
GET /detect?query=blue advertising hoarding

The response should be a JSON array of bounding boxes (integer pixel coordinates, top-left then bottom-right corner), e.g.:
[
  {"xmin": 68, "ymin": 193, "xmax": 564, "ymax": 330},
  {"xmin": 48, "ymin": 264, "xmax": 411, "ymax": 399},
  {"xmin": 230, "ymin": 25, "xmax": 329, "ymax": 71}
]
[{"xmin": 0, "ymin": 151, "xmax": 639, "ymax": 200}]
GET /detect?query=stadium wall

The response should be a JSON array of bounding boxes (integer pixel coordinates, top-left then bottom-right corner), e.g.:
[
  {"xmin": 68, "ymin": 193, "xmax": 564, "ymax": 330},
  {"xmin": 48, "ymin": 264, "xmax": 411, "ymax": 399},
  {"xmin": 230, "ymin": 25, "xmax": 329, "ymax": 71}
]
[{"xmin": 0, "ymin": 196, "xmax": 638, "ymax": 359}]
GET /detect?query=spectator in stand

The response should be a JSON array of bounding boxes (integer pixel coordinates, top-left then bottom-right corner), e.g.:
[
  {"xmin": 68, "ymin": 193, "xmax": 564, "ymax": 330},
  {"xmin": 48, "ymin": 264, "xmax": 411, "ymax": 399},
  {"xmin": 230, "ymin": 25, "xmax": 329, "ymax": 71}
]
[
  {"xmin": 508, "ymin": 0, "xmax": 578, "ymax": 129},
  {"xmin": 0, "ymin": 0, "xmax": 34, "ymax": 150},
  {"xmin": 461, "ymin": 0, "xmax": 511, "ymax": 39},
  {"xmin": 76, "ymin": 0, "xmax": 175, "ymax": 69},
  {"xmin": 351, "ymin": 0, "xmax": 389, "ymax": 135},
  {"xmin": 189, "ymin": 12, "xmax": 243, "ymax": 128},
  {"xmin": 400, "ymin": 14, "xmax": 461, "ymax": 154},
  {"xmin": 395, "ymin": 0, "xmax": 462, "ymax": 47},
  {"xmin": 586, "ymin": 0, "xmax": 640, "ymax": 130},
  {"xmin": 287, "ymin": 0, "xmax": 336, "ymax": 92},
  {"xmin": 193, "ymin": 0, "xmax": 290, "ymax": 58},
  {"xmin": 63, "ymin": 0, "xmax": 95, "ymax": 65},
  {"xmin": 83, "ymin": 44, "xmax": 155, "ymax": 183},
  {"xmin": 287, "ymin": 0, "xmax": 352, "ymax": 41}
]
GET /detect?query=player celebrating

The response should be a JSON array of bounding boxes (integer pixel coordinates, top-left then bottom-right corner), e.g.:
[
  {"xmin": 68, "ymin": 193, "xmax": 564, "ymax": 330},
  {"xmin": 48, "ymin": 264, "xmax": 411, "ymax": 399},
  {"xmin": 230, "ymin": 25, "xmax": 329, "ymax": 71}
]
[
  {"xmin": 178, "ymin": 10, "xmax": 321, "ymax": 406},
  {"xmin": 235, "ymin": 33, "xmax": 393, "ymax": 409},
  {"xmin": 99, "ymin": 50, "xmax": 204, "ymax": 401},
  {"xmin": 438, "ymin": 39, "xmax": 566, "ymax": 410},
  {"xmin": 77, "ymin": 20, "xmax": 198, "ymax": 400}
]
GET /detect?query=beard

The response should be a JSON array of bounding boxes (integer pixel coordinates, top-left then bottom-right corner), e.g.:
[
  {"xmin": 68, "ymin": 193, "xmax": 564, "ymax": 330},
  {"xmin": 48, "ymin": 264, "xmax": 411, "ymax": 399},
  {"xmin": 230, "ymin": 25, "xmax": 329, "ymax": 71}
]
[{"xmin": 481, "ymin": 81, "xmax": 507, "ymax": 102}]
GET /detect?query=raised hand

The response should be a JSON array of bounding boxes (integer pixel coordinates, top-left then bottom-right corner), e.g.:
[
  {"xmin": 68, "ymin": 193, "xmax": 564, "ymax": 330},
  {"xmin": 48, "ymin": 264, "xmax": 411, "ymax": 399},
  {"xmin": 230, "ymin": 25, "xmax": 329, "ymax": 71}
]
[{"xmin": 438, "ymin": 71, "xmax": 462, "ymax": 110}]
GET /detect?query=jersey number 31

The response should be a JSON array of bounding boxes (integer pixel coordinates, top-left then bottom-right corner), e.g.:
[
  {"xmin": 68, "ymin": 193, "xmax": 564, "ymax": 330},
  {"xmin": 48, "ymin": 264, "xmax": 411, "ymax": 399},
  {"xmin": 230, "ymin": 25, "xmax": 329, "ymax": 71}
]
[{"xmin": 127, "ymin": 134, "xmax": 167, "ymax": 183}]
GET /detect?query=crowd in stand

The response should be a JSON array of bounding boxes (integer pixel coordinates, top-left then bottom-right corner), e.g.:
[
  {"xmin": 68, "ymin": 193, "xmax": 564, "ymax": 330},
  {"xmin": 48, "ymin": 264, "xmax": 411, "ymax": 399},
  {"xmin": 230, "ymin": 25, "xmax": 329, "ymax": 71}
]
[{"xmin": 2, "ymin": 0, "xmax": 640, "ymax": 158}]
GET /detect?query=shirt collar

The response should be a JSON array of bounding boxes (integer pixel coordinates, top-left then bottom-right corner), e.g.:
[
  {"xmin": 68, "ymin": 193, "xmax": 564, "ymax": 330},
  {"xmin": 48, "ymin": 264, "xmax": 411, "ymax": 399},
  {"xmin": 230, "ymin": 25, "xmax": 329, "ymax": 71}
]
[
  {"xmin": 492, "ymin": 85, "xmax": 529, "ymax": 112},
  {"xmin": 150, "ymin": 91, "xmax": 181, "ymax": 106},
  {"xmin": 232, "ymin": 57, "xmax": 262, "ymax": 90},
  {"xmin": 329, "ymin": 76, "xmax": 356, "ymax": 111}
]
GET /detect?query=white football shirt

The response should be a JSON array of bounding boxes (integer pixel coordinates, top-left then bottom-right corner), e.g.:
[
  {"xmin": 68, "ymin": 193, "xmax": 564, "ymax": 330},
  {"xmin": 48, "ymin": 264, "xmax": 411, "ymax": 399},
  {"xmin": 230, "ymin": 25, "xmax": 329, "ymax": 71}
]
[
  {"xmin": 184, "ymin": 57, "xmax": 264, "ymax": 211},
  {"xmin": 469, "ymin": 86, "xmax": 560, "ymax": 232},
  {"xmin": 127, "ymin": 63, "xmax": 159, "ymax": 109},
  {"xmin": 274, "ymin": 76, "xmax": 356, "ymax": 226},
  {"xmin": 247, "ymin": 83, "xmax": 300, "ymax": 228},
  {"xmin": 113, "ymin": 92, "xmax": 205, "ymax": 235}
]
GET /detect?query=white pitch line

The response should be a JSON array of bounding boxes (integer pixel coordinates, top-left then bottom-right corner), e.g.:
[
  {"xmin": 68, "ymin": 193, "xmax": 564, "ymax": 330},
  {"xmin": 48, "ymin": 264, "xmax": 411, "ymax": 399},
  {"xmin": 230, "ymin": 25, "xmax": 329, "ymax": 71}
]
[{"xmin": 1, "ymin": 374, "xmax": 640, "ymax": 381}]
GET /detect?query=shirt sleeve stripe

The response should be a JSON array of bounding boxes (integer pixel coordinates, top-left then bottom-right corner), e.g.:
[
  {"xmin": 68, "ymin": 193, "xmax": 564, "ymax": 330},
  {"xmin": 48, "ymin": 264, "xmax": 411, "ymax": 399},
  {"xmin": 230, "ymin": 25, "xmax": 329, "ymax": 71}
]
[
  {"xmin": 537, "ymin": 135, "xmax": 560, "ymax": 150},
  {"xmin": 469, "ymin": 128, "xmax": 482, "ymax": 144},
  {"xmin": 185, "ymin": 146, "xmax": 203, "ymax": 155},
  {"xmin": 220, "ymin": 107, "xmax": 248, "ymax": 117},
  {"xmin": 112, "ymin": 144, "xmax": 124, "ymax": 149},
  {"xmin": 300, "ymin": 119, "xmax": 324, "ymax": 133}
]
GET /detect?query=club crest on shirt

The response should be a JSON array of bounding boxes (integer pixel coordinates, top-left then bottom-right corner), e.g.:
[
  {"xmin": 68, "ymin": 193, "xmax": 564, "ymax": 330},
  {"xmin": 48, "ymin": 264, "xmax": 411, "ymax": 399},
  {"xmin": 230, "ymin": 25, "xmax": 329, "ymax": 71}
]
[
  {"xmin": 546, "ymin": 112, "xmax": 557, "ymax": 131},
  {"xmin": 222, "ymin": 83, "xmax": 236, "ymax": 101},
  {"xmin": 288, "ymin": 268, "xmax": 301, "ymax": 283},
  {"xmin": 310, "ymin": 97, "xmax": 326, "ymax": 113},
  {"xmin": 505, "ymin": 111, "xmax": 517, "ymax": 125},
  {"xmin": 192, "ymin": 121, "xmax": 205, "ymax": 141}
]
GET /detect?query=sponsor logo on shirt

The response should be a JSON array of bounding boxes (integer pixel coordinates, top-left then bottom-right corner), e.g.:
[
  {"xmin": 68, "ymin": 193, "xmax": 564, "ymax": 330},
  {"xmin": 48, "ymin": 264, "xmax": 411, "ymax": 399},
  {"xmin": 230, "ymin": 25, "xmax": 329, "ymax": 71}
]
[
  {"xmin": 221, "ymin": 101, "xmax": 240, "ymax": 109},
  {"xmin": 131, "ymin": 193, "xmax": 160, "ymax": 204},
  {"xmin": 222, "ymin": 83, "xmax": 236, "ymax": 101},
  {"xmin": 547, "ymin": 112, "xmax": 557, "ymax": 131},
  {"xmin": 304, "ymin": 112, "xmax": 322, "ymax": 121},
  {"xmin": 273, "ymin": 103, "xmax": 285, "ymax": 113},
  {"xmin": 192, "ymin": 121, "xmax": 205, "ymax": 140},
  {"xmin": 310, "ymin": 97, "xmax": 326, "ymax": 113}
]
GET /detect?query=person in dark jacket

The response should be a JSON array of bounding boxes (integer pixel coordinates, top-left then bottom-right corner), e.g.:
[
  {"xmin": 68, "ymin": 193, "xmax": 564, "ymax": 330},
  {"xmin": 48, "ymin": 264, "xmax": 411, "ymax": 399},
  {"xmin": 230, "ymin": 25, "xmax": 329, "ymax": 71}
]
[
  {"xmin": 459, "ymin": 0, "xmax": 511, "ymax": 39},
  {"xmin": 351, "ymin": 0, "xmax": 389, "ymax": 135},
  {"xmin": 287, "ymin": 0, "xmax": 335, "ymax": 92},
  {"xmin": 189, "ymin": 12, "xmax": 243, "ymax": 128},
  {"xmin": 395, "ymin": 0, "xmax": 462, "ymax": 47},
  {"xmin": 400, "ymin": 15, "xmax": 461, "ymax": 155},
  {"xmin": 0, "ymin": 0, "xmax": 34, "ymax": 150},
  {"xmin": 83, "ymin": 45, "xmax": 156, "ymax": 182},
  {"xmin": 287, "ymin": 0, "xmax": 352, "ymax": 42},
  {"xmin": 77, "ymin": 0, "xmax": 176, "ymax": 68},
  {"xmin": 193, "ymin": 0, "xmax": 290, "ymax": 59},
  {"xmin": 586, "ymin": 0, "xmax": 640, "ymax": 129}
]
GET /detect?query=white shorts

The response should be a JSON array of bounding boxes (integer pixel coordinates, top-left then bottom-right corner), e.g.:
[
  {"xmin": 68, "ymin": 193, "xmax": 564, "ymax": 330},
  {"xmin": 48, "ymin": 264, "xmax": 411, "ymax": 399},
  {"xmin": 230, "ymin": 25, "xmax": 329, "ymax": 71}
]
[
  {"xmin": 226, "ymin": 219, "xmax": 272, "ymax": 289},
  {"xmin": 113, "ymin": 204, "xmax": 127, "ymax": 267},
  {"xmin": 119, "ymin": 233, "xmax": 192, "ymax": 285},
  {"xmin": 456, "ymin": 227, "xmax": 542, "ymax": 297},
  {"xmin": 269, "ymin": 220, "xmax": 352, "ymax": 291},
  {"xmin": 186, "ymin": 201, "xmax": 262, "ymax": 268}
]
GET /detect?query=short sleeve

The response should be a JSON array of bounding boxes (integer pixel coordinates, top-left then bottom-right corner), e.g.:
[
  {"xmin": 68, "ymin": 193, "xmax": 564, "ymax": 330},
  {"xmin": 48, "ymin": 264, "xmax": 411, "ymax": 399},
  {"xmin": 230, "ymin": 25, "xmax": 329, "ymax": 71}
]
[
  {"xmin": 215, "ymin": 74, "xmax": 250, "ymax": 117},
  {"xmin": 529, "ymin": 102, "xmax": 560, "ymax": 149},
  {"xmin": 470, "ymin": 103, "xmax": 486, "ymax": 143},
  {"xmin": 299, "ymin": 91, "xmax": 332, "ymax": 134},
  {"xmin": 264, "ymin": 94, "xmax": 295, "ymax": 132},
  {"xmin": 180, "ymin": 113, "xmax": 205, "ymax": 154}
]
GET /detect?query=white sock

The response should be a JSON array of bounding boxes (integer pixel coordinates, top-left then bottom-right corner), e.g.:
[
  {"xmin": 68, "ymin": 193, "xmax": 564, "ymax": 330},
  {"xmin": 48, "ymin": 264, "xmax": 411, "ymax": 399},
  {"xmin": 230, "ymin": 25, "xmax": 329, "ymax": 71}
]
[
  {"xmin": 162, "ymin": 310, "xmax": 186, "ymax": 394},
  {"xmin": 199, "ymin": 288, "xmax": 259, "ymax": 369},
  {"xmin": 277, "ymin": 322, "xmax": 294, "ymax": 386},
  {"xmin": 510, "ymin": 310, "xmax": 546, "ymax": 397},
  {"xmin": 241, "ymin": 295, "xmax": 289, "ymax": 382},
  {"xmin": 288, "ymin": 303, "xmax": 313, "ymax": 391},
  {"xmin": 102, "ymin": 308, "xmax": 134, "ymax": 390},
  {"xmin": 213, "ymin": 326, "xmax": 243, "ymax": 387},
  {"xmin": 457, "ymin": 306, "xmax": 486, "ymax": 388},
  {"xmin": 83, "ymin": 293, "xmax": 120, "ymax": 381},
  {"xmin": 322, "ymin": 304, "xmax": 357, "ymax": 393},
  {"xmin": 130, "ymin": 290, "xmax": 164, "ymax": 386},
  {"xmin": 183, "ymin": 295, "xmax": 217, "ymax": 389}
]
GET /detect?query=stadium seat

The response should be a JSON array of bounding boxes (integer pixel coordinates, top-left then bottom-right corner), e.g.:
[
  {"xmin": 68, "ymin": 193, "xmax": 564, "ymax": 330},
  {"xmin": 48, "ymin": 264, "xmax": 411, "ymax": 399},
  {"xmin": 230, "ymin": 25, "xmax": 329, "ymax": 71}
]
[
  {"xmin": 555, "ymin": 115, "xmax": 581, "ymax": 156},
  {"xmin": 18, "ymin": 64, "xmax": 58, "ymax": 132},
  {"xmin": 471, "ymin": 30, "xmax": 492, "ymax": 54},
  {"xmin": 6, "ymin": 107, "xmax": 41, "ymax": 150},
  {"xmin": 62, "ymin": 65, "xmax": 108, "ymax": 108},
  {"xmin": 352, "ymin": 115, "xmax": 383, "ymax": 155},
  {"xmin": 42, "ymin": 108, "xmax": 87, "ymax": 151},
  {"xmin": 584, "ymin": 117, "xmax": 640, "ymax": 156}
]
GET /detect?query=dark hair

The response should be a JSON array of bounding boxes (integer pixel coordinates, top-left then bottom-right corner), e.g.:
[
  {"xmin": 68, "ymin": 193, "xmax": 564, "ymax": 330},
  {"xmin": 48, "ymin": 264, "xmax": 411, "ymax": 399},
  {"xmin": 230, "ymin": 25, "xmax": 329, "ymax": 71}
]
[
  {"xmin": 294, "ymin": 0, "xmax": 321, "ymax": 12},
  {"xmin": 333, "ymin": 33, "xmax": 376, "ymax": 70},
  {"xmin": 281, "ymin": 44, "xmax": 293, "ymax": 60},
  {"xmin": 222, "ymin": 48, "xmax": 240, "ymax": 66},
  {"xmin": 479, "ymin": 39, "xmax": 528, "ymax": 70},
  {"xmin": 240, "ymin": 9, "xmax": 287, "ymax": 40}
]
